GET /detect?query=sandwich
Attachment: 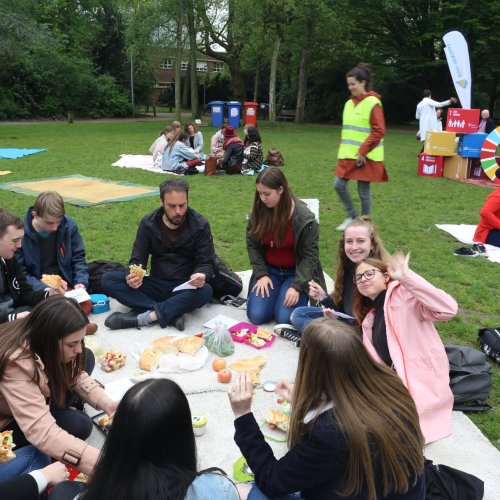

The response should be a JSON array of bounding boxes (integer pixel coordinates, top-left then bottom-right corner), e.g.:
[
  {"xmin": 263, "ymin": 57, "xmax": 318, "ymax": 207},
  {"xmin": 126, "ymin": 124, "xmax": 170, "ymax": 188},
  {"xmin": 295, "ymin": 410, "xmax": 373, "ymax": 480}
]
[
  {"xmin": 0, "ymin": 430, "xmax": 16, "ymax": 463},
  {"xmin": 129, "ymin": 264, "xmax": 146, "ymax": 278},
  {"xmin": 41, "ymin": 274, "xmax": 63, "ymax": 289}
]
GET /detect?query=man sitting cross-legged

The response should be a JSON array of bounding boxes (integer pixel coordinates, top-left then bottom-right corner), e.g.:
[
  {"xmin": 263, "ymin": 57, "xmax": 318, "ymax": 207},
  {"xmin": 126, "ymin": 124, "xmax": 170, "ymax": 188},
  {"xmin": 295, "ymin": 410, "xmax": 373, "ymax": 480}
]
[{"xmin": 102, "ymin": 179, "xmax": 215, "ymax": 331}]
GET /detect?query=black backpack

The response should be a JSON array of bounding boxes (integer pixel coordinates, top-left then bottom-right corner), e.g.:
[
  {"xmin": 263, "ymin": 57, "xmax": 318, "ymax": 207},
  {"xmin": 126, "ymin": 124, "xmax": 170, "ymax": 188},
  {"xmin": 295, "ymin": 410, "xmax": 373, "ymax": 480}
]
[
  {"xmin": 209, "ymin": 256, "xmax": 243, "ymax": 300},
  {"xmin": 445, "ymin": 345, "xmax": 492, "ymax": 412},
  {"xmin": 87, "ymin": 260, "xmax": 128, "ymax": 294}
]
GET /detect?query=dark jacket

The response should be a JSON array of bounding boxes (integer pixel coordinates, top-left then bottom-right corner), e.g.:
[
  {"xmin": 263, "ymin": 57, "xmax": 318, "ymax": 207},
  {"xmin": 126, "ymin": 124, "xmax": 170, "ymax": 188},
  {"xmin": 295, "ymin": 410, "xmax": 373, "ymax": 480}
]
[
  {"xmin": 16, "ymin": 208, "xmax": 89, "ymax": 291},
  {"xmin": 0, "ymin": 257, "xmax": 47, "ymax": 323},
  {"xmin": 234, "ymin": 412, "xmax": 425, "ymax": 500},
  {"xmin": 0, "ymin": 474, "xmax": 39, "ymax": 500},
  {"xmin": 221, "ymin": 142, "xmax": 244, "ymax": 168},
  {"xmin": 130, "ymin": 207, "xmax": 215, "ymax": 281},
  {"xmin": 246, "ymin": 200, "xmax": 326, "ymax": 296}
]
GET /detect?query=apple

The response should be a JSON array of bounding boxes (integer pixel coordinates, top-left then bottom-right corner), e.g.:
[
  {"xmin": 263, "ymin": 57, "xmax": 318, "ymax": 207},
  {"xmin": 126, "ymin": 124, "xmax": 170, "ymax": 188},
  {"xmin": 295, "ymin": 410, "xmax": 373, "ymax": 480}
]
[
  {"xmin": 212, "ymin": 358, "xmax": 227, "ymax": 372},
  {"xmin": 217, "ymin": 369, "xmax": 232, "ymax": 383}
]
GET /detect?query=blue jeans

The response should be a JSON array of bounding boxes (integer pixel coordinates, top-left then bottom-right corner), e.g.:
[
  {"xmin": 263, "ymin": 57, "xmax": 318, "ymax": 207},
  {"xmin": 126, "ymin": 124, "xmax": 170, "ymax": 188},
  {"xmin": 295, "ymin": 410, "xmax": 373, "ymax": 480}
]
[
  {"xmin": 102, "ymin": 271, "xmax": 213, "ymax": 328},
  {"xmin": 0, "ymin": 445, "xmax": 51, "ymax": 482},
  {"xmin": 247, "ymin": 482, "xmax": 302, "ymax": 500},
  {"xmin": 290, "ymin": 306, "xmax": 323, "ymax": 334},
  {"xmin": 247, "ymin": 266, "xmax": 308, "ymax": 325},
  {"xmin": 333, "ymin": 177, "xmax": 371, "ymax": 218}
]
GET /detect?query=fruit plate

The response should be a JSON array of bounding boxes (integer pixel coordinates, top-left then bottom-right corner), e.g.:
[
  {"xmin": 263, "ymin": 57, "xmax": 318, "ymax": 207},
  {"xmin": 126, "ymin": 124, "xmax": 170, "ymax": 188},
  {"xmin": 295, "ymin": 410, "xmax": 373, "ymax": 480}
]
[
  {"xmin": 259, "ymin": 420, "xmax": 287, "ymax": 442},
  {"xmin": 228, "ymin": 323, "xmax": 276, "ymax": 349}
]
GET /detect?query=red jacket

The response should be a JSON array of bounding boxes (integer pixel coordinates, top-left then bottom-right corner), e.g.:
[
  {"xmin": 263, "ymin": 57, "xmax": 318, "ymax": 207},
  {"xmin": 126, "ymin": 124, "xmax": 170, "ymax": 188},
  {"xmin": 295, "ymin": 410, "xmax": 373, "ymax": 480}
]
[{"xmin": 473, "ymin": 189, "xmax": 500, "ymax": 244}]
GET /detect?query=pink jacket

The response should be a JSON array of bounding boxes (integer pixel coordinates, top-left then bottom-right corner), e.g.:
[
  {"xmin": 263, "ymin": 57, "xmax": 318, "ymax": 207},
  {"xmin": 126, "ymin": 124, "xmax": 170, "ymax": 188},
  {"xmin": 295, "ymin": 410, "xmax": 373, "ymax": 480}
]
[
  {"xmin": 361, "ymin": 270, "xmax": 456, "ymax": 444},
  {"xmin": 0, "ymin": 349, "xmax": 113, "ymax": 474}
]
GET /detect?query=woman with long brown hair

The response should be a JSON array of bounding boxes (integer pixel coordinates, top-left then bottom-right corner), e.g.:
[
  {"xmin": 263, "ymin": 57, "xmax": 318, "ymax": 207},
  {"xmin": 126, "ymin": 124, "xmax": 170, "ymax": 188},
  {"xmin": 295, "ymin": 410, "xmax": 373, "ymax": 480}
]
[
  {"xmin": 289, "ymin": 216, "xmax": 389, "ymax": 336},
  {"xmin": 0, "ymin": 296, "xmax": 118, "ymax": 475},
  {"xmin": 352, "ymin": 254, "xmax": 456, "ymax": 444},
  {"xmin": 246, "ymin": 167, "xmax": 325, "ymax": 326},
  {"xmin": 228, "ymin": 318, "xmax": 425, "ymax": 500}
]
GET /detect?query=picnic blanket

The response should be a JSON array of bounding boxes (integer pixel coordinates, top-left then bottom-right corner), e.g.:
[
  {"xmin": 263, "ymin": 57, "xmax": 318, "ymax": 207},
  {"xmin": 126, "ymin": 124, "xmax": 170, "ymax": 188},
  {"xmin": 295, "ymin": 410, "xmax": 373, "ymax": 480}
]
[
  {"xmin": 112, "ymin": 154, "xmax": 167, "ymax": 174},
  {"xmin": 0, "ymin": 175, "xmax": 159, "ymax": 207},
  {"xmin": 0, "ymin": 148, "xmax": 47, "ymax": 159},
  {"xmin": 436, "ymin": 224, "xmax": 500, "ymax": 263}
]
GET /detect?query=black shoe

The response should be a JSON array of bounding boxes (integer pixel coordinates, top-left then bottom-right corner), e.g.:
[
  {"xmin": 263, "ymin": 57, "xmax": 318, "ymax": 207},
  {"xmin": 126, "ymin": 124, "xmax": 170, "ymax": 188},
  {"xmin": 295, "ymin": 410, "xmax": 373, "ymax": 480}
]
[
  {"xmin": 172, "ymin": 315, "xmax": 185, "ymax": 331},
  {"xmin": 472, "ymin": 243, "xmax": 487, "ymax": 254},
  {"xmin": 453, "ymin": 247, "xmax": 479, "ymax": 257},
  {"xmin": 104, "ymin": 311, "xmax": 139, "ymax": 330},
  {"xmin": 276, "ymin": 326, "xmax": 301, "ymax": 344}
]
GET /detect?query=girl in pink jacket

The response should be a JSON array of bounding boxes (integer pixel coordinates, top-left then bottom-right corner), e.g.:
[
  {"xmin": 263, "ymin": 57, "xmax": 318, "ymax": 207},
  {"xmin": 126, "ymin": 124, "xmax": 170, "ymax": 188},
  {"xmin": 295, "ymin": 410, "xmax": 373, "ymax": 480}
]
[{"xmin": 352, "ymin": 253, "xmax": 456, "ymax": 444}]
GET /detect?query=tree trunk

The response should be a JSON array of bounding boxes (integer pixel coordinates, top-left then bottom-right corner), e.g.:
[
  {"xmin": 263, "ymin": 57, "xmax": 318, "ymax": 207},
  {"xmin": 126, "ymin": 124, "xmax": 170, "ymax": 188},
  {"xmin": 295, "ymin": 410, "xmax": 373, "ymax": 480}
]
[
  {"xmin": 295, "ymin": 18, "xmax": 313, "ymax": 124},
  {"xmin": 227, "ymin": 60, "xmax": 246, "ymax": 101},
  {"xmin": 174, "ymin": 13, "xmax": 183, "ymax": 122},
  {"xmin": 253, "ymin": 66, "xmax": 259, "ymax": 102},
  {"xmin": 187, "ymin": 0, "xmax": 199, "ymax": 118},
  {"xmin": 182, "ymin": 71, "xmax": 190, "ymax": 109},
  {"xmin": 269, "ymin": 33, "xmax": 281, "ymax": 124}
]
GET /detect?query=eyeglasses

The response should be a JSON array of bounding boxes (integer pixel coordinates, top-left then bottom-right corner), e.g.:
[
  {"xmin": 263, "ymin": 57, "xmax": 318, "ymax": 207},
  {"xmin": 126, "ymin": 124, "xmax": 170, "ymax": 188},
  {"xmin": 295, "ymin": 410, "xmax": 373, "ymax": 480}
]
[{"xmin": 353, "ymin": 268, "xmax": 384, "ymax": 284}]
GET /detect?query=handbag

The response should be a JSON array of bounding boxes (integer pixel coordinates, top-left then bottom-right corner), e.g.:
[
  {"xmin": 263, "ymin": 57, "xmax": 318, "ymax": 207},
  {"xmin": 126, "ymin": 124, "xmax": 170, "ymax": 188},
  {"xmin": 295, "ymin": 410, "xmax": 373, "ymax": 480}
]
[{"xmin": 204, "ymin": 156, "xmax": 217, "ymax": 176}]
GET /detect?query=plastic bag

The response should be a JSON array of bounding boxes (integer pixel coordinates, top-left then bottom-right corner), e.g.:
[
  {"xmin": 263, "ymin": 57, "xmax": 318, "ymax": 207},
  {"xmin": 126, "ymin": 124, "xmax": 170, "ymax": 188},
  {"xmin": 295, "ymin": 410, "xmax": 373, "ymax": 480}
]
[{"xmin": 204, "ymin": 320, "xmax": 234, "ymax": 357}]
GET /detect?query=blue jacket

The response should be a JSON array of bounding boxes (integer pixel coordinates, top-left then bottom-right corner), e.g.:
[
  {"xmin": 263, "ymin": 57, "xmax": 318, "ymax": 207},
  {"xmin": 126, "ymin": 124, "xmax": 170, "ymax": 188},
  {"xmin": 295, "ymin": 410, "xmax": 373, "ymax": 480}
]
[
  {"xmin": 161, "ymin": 141, "xmax": 197, "ymax": 171},
  {"xmin": 16, "ymin": 208, "xmax": 89, "ymax": 292}
]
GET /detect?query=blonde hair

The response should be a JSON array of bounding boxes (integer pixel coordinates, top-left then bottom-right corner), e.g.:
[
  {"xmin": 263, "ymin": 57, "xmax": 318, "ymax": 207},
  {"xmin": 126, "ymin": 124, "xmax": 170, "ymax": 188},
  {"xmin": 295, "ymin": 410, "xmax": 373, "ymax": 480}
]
[
  {"xmin": 289, "ymin": 318, "xmax": 424, "ymax": 499},
  {"xmin": 332, "ymin": 216, "xmax": 389, "ymax": 306}
]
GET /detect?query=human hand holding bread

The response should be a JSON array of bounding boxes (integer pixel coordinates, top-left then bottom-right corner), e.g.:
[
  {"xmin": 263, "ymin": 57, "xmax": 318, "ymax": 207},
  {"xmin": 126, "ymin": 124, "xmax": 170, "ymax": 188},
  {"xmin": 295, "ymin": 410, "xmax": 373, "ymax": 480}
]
[{"xmin": 126, "ymin": 264, "xmax": 146, "ymax": 289}]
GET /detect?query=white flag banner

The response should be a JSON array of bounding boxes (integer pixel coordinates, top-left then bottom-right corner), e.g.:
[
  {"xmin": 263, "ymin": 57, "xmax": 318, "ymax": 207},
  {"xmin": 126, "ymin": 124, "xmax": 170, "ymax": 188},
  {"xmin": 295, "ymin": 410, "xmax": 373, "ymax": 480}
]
[{"xmin": 443, "ymin": 31, "xmax": 471, "ymax": 108}]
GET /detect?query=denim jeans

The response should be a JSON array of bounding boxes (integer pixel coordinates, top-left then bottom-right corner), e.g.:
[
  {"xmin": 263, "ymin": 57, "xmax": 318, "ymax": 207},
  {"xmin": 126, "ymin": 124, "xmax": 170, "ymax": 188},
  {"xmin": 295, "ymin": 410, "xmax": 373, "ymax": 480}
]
[
  {"xmin": 0, "ymin": 445, "xmax": 51, "ymax": 482},
  {"xmin": 102, "ymin": 271, "xmax": 213, "ymax": 328},
  {"xmin": 333, "ymin": 177, "xmax": 371, "ymax": 218},
  {"xmin": 247, "ymin": 266, "xmax": 308, "ymax": 325},
  {"xmin": 247, "ymin": 482, "xmax": 302, "ymax": 500},
  {"xmin": 290, "ymin": 306, "xmax": 323, "ymax": 333}
]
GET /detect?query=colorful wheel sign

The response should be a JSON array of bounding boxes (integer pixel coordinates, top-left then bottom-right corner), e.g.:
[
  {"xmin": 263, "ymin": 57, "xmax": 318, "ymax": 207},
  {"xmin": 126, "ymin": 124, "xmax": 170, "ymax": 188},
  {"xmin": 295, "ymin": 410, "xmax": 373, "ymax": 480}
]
[{"xmin": 480, "ymin": 126, "xmax": 500, "ymax": 184}]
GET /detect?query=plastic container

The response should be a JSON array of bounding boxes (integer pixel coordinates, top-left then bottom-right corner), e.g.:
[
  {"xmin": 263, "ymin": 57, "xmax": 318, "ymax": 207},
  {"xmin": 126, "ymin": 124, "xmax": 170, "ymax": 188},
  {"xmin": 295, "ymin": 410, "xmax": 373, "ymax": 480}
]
[
  {"xmin": 90, "ymin": 293, "xmax": 110, "ymax": 314},
  {"xmin": 192, "ymin": 415, "xmax": 207, "ymax": 436},
  {"xmin": 208, "ymin": 101, "xmax": 224, "ymax": 128},
  {"xmin": 243, "ymin": 101, "xmax": 258, "ymax": 127},
  {"xmin": 227, "ymin": 101, "xmax": 242, "ymax": 128}
]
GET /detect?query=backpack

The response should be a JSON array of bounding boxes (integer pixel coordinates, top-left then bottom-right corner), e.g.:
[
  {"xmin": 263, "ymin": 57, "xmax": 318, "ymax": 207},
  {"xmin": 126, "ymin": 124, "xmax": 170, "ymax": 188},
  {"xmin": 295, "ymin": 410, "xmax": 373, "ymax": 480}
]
[
  {"xmin": 445, "ymin": 345, "xmax": 492, "ymax": 412},
  {"xmin": 209, "ymin": 256, "xmax": 243, "ymax": 300},
  {"xmin": 265, "ymin": 148, "xmax": 284, "ymax": 166},
  {"xmin": 88, "ymin": 260, "xmax": 128, "ymax": 294},
  {"xmin": 424, "ymin": 458, "xmax": 484, "ymax": 500},
  {"xmin": 478, "ymin": 327, "xmax": 500, "ymax": 364}
]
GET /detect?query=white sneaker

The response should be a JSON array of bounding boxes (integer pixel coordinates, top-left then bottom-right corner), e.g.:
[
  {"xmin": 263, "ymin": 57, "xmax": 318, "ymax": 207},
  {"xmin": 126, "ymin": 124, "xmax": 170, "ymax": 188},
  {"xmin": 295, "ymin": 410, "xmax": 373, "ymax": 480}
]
[{"xmin": 336, "ymin": 217, "xmax": 353, "ymax": 231}]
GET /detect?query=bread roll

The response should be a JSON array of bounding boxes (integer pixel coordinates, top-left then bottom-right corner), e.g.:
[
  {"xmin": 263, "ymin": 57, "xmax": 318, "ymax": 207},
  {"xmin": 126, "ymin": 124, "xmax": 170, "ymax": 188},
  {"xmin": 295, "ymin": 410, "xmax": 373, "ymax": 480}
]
[{"xmin": 139, "ymin": 347, "xmax": 163, "ymax": 371}]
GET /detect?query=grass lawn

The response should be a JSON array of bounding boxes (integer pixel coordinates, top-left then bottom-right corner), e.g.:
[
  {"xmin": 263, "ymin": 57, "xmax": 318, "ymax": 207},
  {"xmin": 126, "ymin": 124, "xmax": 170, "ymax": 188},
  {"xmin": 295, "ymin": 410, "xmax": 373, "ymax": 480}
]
[{"xmin": 0, "ymin": 118, "xmax": 498, "ymax": 448}]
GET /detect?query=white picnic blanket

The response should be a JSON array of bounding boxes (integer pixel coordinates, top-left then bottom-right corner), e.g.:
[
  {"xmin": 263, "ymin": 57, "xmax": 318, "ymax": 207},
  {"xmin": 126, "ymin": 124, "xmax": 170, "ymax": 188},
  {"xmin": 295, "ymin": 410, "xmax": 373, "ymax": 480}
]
[
  {"xmin": 436, "ymin": 224, "xmax": 500, "ymax": 263},
  {"xmin": 112, "ymin": 154, "xmax": 172, "ymax": 174}
]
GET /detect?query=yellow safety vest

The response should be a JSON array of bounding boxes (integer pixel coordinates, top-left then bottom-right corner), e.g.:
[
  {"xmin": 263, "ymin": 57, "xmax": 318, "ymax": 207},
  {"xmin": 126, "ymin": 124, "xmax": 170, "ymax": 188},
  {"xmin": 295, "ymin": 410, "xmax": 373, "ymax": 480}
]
[{"xmin": 337, "ymin": 95, "xmax": 384, "ymax": 161}]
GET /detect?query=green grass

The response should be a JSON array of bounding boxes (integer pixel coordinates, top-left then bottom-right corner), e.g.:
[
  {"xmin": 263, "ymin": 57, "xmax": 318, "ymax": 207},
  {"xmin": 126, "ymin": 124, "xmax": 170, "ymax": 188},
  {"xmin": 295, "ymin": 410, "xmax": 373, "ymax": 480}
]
[{"xmin": 0, "ymin": 119, "xmax": 498, "ymax": 448}]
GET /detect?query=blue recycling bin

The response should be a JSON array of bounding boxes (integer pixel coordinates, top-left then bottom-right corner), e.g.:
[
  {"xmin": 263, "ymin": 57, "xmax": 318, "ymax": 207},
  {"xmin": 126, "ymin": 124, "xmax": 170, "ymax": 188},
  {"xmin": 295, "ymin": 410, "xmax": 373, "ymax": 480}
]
[
  {"xmin": 227, "ymin": 101, "xmax": 242, "ymax": 128},
  {"xmin": 209, "ymin": 101, "xmax": 224, "ymax": 128}
]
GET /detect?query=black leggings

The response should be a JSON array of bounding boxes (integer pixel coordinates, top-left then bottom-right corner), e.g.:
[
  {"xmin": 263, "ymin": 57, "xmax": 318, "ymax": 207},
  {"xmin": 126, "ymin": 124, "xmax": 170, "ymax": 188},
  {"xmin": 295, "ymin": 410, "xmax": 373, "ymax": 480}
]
[{"xmin": 1, "ymin": 349, "xmax": 96, "ymax": 449}]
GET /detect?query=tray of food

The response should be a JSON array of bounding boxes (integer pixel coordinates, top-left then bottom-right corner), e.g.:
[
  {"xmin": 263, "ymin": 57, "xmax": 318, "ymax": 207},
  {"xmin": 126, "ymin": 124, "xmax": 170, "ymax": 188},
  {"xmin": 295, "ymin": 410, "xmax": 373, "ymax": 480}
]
[
  {"xmin": 92, "ymin": 412, "xmax": 113, "ymax": 435},
  {"xmin": 228, "ymin": 324, "xmax": 276, "ymax": 349}
]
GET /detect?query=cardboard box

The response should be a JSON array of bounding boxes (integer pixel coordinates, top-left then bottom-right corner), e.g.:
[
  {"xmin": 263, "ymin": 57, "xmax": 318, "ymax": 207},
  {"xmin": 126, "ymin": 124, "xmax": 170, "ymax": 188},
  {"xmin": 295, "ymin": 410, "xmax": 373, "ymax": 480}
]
[
  {"xmin": 458, "ymin": 133, "xmax": 488, "ymax": 158},
  {"xmin": 469, "ymin": 159, "xmax": 489, "ymax": 180},
  {"xmin": 445, "ymin": 108, "xmax": 480, "ymax": 133},
  {"xmin": 443, "ymin": 155, "xmax": 471, "ymax": 179},
  {"xmin": 417, "ymin": 154, "xmax": 444, "ymax": 177},
  {"xmin": 424, "ymin": 131, "xmax": 457, "ymax": 156}
]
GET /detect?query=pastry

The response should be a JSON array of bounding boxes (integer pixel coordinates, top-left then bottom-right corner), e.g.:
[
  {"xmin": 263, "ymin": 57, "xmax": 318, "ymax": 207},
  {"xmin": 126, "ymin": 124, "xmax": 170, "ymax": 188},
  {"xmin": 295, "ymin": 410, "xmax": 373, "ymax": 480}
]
[
  {"xmin": 230, "ymin": 355, "xmax": 267, "ymax": 385},
  {"xmin": 98, "ymin": 414, "xmax": 113, "ymax": 430},
  {"xmin": 40, "ymin": 274, "xmax": 63, "ymax": 289},
  {"xmin": 0, "ymin": 430, "xmax": 16, "ymax": 463},
  {"xmin": 173, "ymin": 336, "xmax": 204, "ymax": 356},
  {"xmin": 129, "ymin": 264, "xmax": 146, "ymax": 278},
  {"xmin": 139, "ymin": 347, "xmax": 164, "ymax": 371},
  {"xmin": 256, "ymin": 328, "xmax": 273, "ymax": 341},
  {"xmin": 266, "ymin": 409, "xmax": 289, "ymax": 433},
  {"xmin": 150, "ymin": 336, "xmax": 179, "ymax": 355}
]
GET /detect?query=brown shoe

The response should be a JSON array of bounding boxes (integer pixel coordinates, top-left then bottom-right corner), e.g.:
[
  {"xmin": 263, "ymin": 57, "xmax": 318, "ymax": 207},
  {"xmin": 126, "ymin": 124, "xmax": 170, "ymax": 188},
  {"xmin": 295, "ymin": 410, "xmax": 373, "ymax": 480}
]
[{"xmin": 86, "ymin": 323, "xmax": 98, "ymax": 335}]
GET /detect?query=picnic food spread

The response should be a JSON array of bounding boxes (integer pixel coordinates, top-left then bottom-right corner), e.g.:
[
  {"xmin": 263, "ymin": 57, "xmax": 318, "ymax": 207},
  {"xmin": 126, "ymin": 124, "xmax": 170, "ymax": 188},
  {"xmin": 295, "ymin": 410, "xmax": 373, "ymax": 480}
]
[
  {"xmin": 40, "ymin": 273, "xmax": 63, "ymax": 288},
  {"xmin": 0, "ymin": 430, "xmax": 15, "ymax": 463},
  {"xmin": 100, "ymin": 351, "xmax": 127, "ymax": 372}
]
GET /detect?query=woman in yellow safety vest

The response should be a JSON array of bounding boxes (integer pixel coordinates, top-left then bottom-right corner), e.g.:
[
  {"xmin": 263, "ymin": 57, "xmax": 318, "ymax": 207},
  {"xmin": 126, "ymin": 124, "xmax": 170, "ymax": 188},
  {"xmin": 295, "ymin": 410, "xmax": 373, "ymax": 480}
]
[{"xmin": 334, "ymin": 63, "xmax": 388, "ymax": 231}]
